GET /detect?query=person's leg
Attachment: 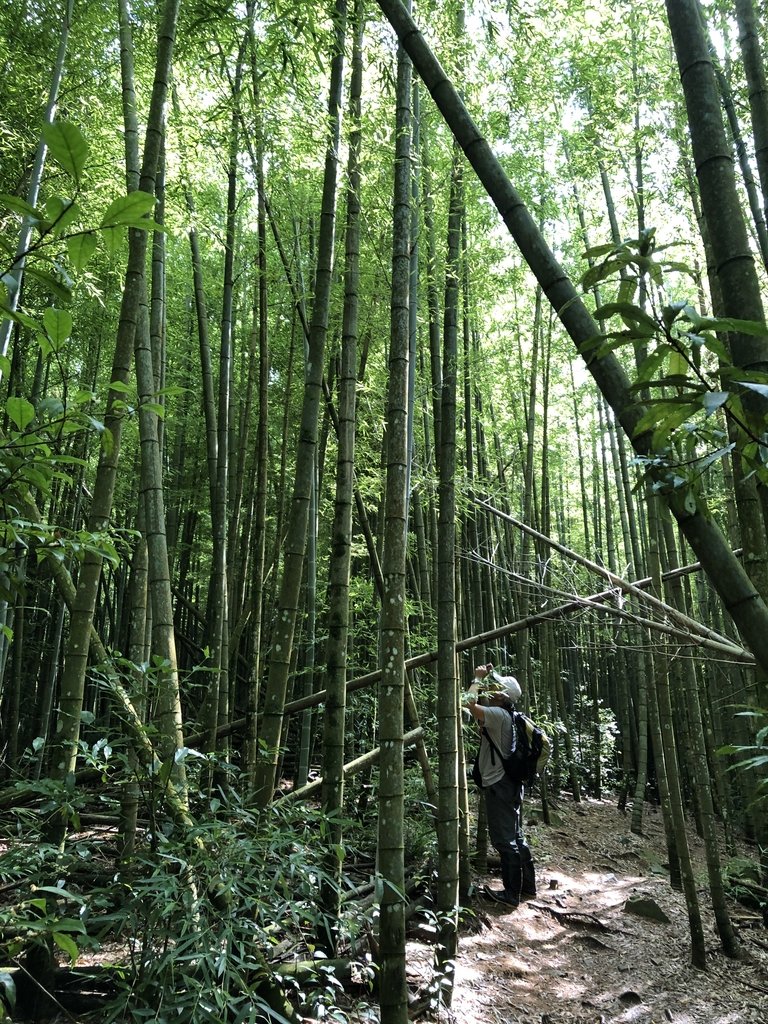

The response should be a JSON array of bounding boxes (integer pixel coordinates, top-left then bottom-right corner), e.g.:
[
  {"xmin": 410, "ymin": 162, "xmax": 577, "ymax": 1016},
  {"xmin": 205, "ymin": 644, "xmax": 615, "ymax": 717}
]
[
  {"xmin": 518, "ymin": 837, "xmax": 536, "ymax": 896},
  {"xmin": 484, "ymin": 778, "xmax": 524, "ymax": 903},
  {"xmin": 513, "ymin": 785, "xmax": 536, "ymax": 895}
]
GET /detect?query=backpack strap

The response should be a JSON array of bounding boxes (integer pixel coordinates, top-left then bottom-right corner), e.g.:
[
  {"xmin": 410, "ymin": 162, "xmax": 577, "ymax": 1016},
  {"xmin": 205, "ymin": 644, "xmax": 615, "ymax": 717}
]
[
  {"xmin": 482, "ymin": 724, "xmax": 501, "ymax": 766},
  {"xmin": 481, "ymin": 707, "xmax": 515, "ymax": 765}
]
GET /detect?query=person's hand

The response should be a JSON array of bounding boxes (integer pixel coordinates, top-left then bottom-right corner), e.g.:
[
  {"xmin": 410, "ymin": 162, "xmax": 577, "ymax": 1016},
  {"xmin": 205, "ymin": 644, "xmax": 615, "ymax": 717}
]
[
  {"xmin": 473, "ymin": 664, "xmax": 491, "ymax": 679},
  {"xmin": 465, "ymin": 682, "xmax": 481, "ymax": 701}
]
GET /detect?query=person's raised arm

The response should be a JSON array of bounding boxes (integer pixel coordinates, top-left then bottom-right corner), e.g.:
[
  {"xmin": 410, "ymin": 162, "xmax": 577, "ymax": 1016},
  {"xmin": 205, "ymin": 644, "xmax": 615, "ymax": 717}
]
[{"xmin": 465, "ymin": 663, "xmax": 491, "ymax": 723}]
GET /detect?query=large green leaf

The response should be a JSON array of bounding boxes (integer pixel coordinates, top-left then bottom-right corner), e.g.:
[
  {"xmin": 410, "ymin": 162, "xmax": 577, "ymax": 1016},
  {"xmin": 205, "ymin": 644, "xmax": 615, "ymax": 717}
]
[
  {"xmin": 6, "ymin": 396, "xmax": 35, "ymax": 430},
  {"xmin": 667, "ymin": 348, "xmax": 688, "ymax": 377},
  {"xmin": 43, "ymin": 307, "xmax": 73, "ymax": 349},
  {"xmin": 632, "ymin": 400, "xmax": 679, "ymax": 437},
  {"xmin": 0, "ymin": 300, "xmax": 38, "ymax": 331},
  {"xmin": 45, "ymin": 196, "xmax": 79, "ymax": 237},
  {"xmin": 67, "ymin": 232, "xmax": 97, "ymax": 272},
  {"xmin": 695, "ymin": 315, "xmax": 768, "ymax": 337},
  {"xmin": 0, "ymin": 971, "xmax": 16, "ymax": 1014},
  {"xmin": 100, "ymin": 226, "xmax": 123, "ymax": 259},
  {"xmin": 652, "ymin": 403, "xmax": 700, "ymax": 451},
  {"xmin": 581, "ymin": 254, "xmax": 634, "ymax": 291},
  {"xmin": 582, "ymin": 242, "xmax": 618, "ymax": 260},
  {"xmin": 628, "ymin": 375, "xmax": 698, "ymax": 393},
  {"xmin": 100, "ymin": 191, "xmax": 156, "ymax": 228},
  {"xmin": 52, "ymin": 931, "xmax": 79, "ymax": 964},
  {"xmin": 636, "ymin": 345, "xmax": 672, "ymax": 383},
  {"xmin": 42, "ymin": 121, "xmax": 89, "ymax": 185},
  {"xmin": 24, "ymin": 266, "xmax": 72, "ymax": 304},
  {"xmin": 593, "ymin": 301, "xmax": 658, "ymax": 332},
  {"xmin": 0, "ymin": 194, "xmax": 41, "ymax": 221},
  {"xmin": 694, "ymin": 442, "xmax": 735, "ymax": 473}
]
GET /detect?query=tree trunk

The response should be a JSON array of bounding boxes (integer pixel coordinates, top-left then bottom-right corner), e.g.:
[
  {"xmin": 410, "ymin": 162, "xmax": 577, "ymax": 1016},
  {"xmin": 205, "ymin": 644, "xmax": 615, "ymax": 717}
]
[
  {"xmin": 666, "ymin": 0, "xmax": 768, "ymax": 520},
  {"xmin": 318, "ymin": 0, "xmax": 363, "ymax": 955},
  {"xmin": 735, "ymin": 0, "xmax": 768, "ymax": 245},
  {"xmin": 377, "ymin": 18, "xmax": 411, "ymax": 1022},
  {"xmin": 646, "ymin": 492, "xmax": 705, "ymax": 966},
  {"xmin": 659, "ymin": 511, "xmax": 741, "ymax": 958},
  {"xmin": 134, "ymin": 149, "xmax": 186, "ymax": 775},
  {"xmin": 239, "ymin": 26, "xmax": 271, "ymax": 789},
  {"xmin": 51, "ymin": 0, "xmax": 181, "ymax": 826},
  {"xmin": 433, "ymin": 140, "xmax": 462, "ymax": 1005}
]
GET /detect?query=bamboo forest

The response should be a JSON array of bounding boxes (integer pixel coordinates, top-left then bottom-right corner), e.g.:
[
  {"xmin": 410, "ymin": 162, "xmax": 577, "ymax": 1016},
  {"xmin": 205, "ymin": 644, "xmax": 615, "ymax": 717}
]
[{"xmin": 2, "ymin": 0, "xmax": 768, "ymax": 1020}]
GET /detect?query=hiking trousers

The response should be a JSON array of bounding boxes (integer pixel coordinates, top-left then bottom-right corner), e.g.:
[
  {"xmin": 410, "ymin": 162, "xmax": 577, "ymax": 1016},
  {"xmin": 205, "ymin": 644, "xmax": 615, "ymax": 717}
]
[{"xmin": 484, "ymin": 775, "xmax": 536, "ymax": 901}]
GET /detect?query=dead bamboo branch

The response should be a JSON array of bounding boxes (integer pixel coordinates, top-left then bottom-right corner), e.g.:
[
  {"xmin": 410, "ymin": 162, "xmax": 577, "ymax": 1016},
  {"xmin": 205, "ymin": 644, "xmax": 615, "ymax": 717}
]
[{"xmin": 474, "ymin": 497, "xmax": 752, "ymax": 662}]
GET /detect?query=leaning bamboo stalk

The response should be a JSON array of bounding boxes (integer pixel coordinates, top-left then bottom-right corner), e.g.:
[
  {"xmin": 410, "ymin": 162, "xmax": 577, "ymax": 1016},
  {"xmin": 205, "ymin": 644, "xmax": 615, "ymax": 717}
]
[
  {"xmin": 475, "ymin": 499, "xmax": 748, "ymax": 658},
  {"xmin": 191, "ymin": 572, "xmax": 752, "ymax": 751},
  {"xmin": 283, "ymin": 728, "xmax": 424, "ymax": 803}
]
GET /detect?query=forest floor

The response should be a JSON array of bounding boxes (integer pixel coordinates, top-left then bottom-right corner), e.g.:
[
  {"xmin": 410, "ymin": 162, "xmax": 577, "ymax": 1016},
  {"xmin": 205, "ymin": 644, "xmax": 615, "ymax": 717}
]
[
  {"xmin": 400, "ymin": 794, "xmax": 768, "ymax": 1024},
  {"xmin": 9, "ymin": 794, "xmax": 768, "ymax": 1023}
]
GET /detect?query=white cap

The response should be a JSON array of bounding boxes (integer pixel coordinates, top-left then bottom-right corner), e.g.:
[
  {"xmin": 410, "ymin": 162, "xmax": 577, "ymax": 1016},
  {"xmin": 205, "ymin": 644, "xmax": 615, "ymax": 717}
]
[{"xmin": 491, "ymin": 671, "xmax": 521, "ymax": 702}]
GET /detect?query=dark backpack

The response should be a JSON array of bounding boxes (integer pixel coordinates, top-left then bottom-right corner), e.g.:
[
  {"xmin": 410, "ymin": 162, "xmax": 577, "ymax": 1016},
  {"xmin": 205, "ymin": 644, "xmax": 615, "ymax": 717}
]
[{"xmin": 473, "ymin": 708, "xmax": 551, "ymax": 788}]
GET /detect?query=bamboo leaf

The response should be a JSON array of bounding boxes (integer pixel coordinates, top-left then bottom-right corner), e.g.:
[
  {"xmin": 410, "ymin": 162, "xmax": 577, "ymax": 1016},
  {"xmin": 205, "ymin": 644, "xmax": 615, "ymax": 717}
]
[
  {"xmin": 702, "ymin": 391, "xmax": 729, "ymax": 416},
  {"xmin": 736, "ymin": 380, "xmax": 768, "ymax": 400},
  {"xmin": 32, "ymin": 885, "xmax": 82, "ymax": 901}
]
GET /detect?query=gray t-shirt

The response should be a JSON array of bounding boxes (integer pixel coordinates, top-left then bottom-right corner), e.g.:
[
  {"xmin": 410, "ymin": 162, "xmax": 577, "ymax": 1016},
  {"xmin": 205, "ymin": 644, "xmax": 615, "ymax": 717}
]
[{"xmin": 477, "ymin": 705, "xmax": 514, "ymax": 787}]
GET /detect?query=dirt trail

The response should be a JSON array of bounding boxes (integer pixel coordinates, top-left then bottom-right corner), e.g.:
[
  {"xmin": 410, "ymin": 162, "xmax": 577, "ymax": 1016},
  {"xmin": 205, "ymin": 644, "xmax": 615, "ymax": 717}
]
[{"xmin": 409, "ymin": 796, "xmax": 768, "ymax": 1024}]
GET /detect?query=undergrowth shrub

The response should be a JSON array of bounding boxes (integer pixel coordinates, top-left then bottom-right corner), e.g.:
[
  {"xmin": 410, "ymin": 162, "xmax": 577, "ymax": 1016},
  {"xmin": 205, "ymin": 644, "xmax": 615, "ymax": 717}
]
[
  {"xmin": 100, "ymin": 791, "xmax": 372, "ymax": 1024},
  {"xmin": 1, "ymin": 743, "xmax": 377, "ymax": 1024}
]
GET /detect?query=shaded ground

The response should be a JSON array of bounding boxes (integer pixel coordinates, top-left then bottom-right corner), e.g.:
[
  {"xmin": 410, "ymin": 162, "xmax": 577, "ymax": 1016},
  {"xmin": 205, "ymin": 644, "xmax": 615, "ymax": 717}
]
[{"xmin": 408, "ymin": 795, "xmax": 768, "ymax": 1024}]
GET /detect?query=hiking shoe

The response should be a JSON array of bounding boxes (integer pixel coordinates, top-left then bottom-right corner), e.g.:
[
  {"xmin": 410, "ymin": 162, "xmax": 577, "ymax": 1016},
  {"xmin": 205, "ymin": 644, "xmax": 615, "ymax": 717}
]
[{"xmin": 481, "ymin": 885, "xmax": 519, "ymax": 908}]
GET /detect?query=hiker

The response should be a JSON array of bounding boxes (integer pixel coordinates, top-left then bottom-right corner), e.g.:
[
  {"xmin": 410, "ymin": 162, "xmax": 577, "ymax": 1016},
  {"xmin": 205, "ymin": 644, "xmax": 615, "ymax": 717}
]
[{"xmin": 466, "ymin": 663, "xmax": 537, "ymax": 908}]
